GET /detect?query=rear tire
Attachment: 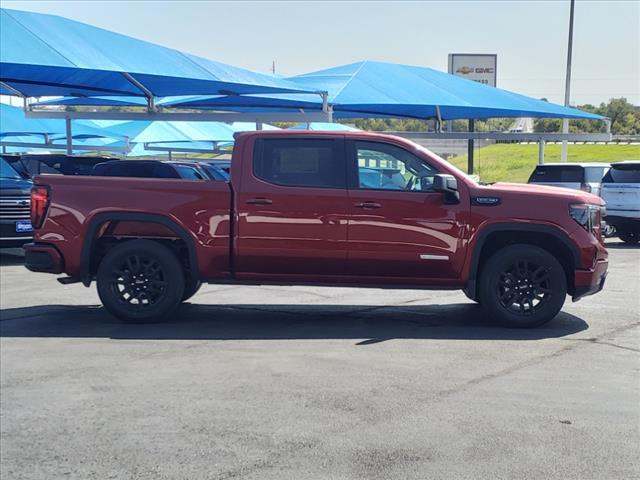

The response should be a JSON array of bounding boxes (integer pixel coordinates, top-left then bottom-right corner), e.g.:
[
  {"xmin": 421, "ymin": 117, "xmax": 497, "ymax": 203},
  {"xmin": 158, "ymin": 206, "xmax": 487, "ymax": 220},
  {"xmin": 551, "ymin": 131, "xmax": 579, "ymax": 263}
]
[
  {"xmin": 478, "ymin": 244, "xmax": 567, "ymax": 328},
  {"xmin": 181, "ymin": 280, "xmax": 202, "ymax": 302},
  {"xmin": 618, "ymin": 229, "xmax": 639, "ymax": 245},
  {"xmin": 97, "ymin": 239, "xmax": 185, "ymax": 323}
]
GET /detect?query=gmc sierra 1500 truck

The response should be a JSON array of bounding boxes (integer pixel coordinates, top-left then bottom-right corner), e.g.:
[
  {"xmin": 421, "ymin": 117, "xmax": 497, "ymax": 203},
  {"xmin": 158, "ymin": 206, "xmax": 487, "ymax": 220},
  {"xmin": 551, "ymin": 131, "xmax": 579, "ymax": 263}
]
[{"xmin": 24, "ymin": 131, "xmax": 608, "ymax": 328}]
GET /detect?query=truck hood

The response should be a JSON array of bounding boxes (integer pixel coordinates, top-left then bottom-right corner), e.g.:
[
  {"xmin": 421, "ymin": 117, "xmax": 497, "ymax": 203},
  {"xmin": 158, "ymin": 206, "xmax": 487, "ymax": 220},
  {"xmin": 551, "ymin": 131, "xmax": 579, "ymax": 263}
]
[
  {"xmin": 478, "ymin": 182, "xmax": 604, "ymax": 205},
  {"xmin": 0, "ymin": 177, "xmax": 33, "ymax": 195}
]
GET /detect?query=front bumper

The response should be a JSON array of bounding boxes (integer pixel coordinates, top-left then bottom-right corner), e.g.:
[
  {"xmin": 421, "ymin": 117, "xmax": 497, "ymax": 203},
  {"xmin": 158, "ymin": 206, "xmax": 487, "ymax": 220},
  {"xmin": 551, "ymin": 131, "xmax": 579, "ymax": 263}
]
[
  {"xmin": 0, "ymin": 219, "xmax": 32, "ymax": 248},
  {"xmin": 24, "ymin": 243, "xmax": 64, "ymax": 274},
  {"xmin": 572, "ymin": 259, "xmax": 608, "ymax": 301}
]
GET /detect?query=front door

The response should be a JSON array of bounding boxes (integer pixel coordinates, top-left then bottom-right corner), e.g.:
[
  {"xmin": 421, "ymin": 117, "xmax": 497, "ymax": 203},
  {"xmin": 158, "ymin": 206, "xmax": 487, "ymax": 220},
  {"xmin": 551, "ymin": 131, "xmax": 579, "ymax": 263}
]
[
  {"xmin": 346, "ymin": 140, "xmax": 468, "ymax": 281},
  {"xmin": 235, "ymin": 136, "xmax": 349, "ymax": 279}
]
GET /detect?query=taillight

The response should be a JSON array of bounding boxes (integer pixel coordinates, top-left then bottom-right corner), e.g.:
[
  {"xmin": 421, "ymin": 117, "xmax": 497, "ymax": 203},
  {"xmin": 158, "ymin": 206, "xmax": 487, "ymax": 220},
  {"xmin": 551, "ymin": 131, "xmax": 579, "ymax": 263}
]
[{"xmin": 31, "ymin": 185, "xmax": 50, "ymax": 229}]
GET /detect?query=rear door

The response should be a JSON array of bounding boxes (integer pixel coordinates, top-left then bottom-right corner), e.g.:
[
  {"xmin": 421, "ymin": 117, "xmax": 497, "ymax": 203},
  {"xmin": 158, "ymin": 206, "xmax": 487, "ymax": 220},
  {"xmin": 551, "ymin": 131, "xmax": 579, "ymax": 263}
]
[
  {"xmin": 235, "ymin": 136, "xmax": 349, "ymax": 279},
  {"xmin": 601, "ymin": 164, "xmax": 640, "ymax": 217},
  {"xmin": 345, "ymin": 139, "xmax": 468, "ymax": 282}
]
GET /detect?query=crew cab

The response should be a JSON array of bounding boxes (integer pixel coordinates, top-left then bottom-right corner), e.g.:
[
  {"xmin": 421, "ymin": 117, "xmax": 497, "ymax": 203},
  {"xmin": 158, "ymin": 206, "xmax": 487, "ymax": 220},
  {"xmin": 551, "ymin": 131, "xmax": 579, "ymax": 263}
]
[{"xmin": 24, "ymin": 131, "xmax": 608, "ymax": 328}]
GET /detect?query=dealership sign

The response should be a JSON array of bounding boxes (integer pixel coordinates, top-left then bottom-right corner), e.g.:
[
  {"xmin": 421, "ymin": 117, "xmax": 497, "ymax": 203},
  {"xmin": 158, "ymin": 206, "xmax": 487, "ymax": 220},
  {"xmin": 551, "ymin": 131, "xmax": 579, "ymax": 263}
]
[{"xmin": 448, "ymin": 54, "xmax": 497, "ymax": 87}]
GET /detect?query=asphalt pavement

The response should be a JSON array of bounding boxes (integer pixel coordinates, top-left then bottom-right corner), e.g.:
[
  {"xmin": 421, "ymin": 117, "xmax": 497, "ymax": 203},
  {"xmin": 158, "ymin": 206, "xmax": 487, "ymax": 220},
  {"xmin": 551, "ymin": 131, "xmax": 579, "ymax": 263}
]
[{"xmin": 1, "ymin": 241, "xmax": 639, "ymax": 480}]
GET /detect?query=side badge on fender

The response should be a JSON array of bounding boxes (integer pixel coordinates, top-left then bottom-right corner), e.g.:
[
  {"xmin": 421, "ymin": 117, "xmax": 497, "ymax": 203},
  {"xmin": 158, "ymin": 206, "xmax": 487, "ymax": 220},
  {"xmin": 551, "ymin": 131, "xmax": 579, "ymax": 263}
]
[{"xmin": 471, "ymin": 196, "xmax": 501, "ymax": 206}]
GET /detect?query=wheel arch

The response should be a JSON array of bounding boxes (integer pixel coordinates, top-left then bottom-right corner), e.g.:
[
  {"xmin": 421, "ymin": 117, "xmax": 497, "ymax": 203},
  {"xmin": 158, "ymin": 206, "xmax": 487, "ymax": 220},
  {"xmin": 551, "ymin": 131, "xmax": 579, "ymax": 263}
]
[
  {"xmin": 465, "ymin": 223, "xmax": 580, "ymax": 301},
  {"xmin": 80, "ymin": 212, "xmax": 199, "ymax": 287}
]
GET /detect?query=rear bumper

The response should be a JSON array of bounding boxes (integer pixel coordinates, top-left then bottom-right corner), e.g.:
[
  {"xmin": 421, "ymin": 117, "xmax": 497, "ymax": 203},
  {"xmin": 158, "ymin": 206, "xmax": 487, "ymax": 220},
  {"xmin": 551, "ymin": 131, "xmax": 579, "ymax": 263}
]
[
  {"xmin": 23, "ymin": 243, "xmax": 64, "ymax": 274},
  {"xmin": 572, "ymin": 259, "xmax": 608, "ymax": 301}
]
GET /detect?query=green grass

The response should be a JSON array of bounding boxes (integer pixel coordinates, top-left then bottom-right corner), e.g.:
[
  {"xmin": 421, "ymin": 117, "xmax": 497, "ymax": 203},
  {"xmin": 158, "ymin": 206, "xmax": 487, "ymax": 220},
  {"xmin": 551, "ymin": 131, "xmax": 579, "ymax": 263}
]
[{"xmin": 449, "ymin": 143, "xmax": 640, "ymax": 183}]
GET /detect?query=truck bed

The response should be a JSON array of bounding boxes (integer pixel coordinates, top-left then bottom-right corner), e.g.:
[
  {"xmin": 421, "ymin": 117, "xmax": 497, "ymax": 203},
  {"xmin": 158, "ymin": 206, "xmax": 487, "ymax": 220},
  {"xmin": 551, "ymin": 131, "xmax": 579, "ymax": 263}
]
[{"xmin": 32, "ymin": 175, "xmax": 233, "ymax": 279}]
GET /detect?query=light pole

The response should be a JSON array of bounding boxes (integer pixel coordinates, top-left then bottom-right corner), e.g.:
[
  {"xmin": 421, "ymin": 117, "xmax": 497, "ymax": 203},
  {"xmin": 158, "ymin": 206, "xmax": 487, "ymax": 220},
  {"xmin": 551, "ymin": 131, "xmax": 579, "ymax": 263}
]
[{"xmin": 561, "ymin": 0, "xmax": 576, "ymax": 162}]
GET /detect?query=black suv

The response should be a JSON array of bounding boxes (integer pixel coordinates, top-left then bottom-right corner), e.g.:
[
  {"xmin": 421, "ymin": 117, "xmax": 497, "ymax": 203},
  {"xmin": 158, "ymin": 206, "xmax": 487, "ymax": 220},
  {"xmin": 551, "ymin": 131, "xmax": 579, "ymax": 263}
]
[{"xmin": 0, "ymin": 157, "xmax": 33, "ymax": 248}]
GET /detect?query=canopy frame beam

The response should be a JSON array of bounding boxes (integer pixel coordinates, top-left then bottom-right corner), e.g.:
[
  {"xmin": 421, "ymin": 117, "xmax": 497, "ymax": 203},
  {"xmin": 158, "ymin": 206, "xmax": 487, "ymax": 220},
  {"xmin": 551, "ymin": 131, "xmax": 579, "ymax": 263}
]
[
  {"xmin": 389, "ymin": 131, "xmax": 612, "ymax": 142},
  {"xmin": 0, "ymin": 140, "xmax": 130, "ymax": 153},
  {"xmin": 25, "ymin": 108, "xmax": 331, "ymax": 123},
  {"xmin": 0, "ymin": 82, "xmax": 26, "ymax": 97},
  {"xmin": 121, "ymin": 72, "xmax": 156, "ymax": 111}
]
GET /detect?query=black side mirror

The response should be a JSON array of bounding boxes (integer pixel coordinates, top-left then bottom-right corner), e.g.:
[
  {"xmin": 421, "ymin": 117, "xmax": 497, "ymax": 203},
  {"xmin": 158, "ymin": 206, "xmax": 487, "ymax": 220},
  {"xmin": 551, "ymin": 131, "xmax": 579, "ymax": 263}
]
[{"xmin": 433, "ymin": 174, "xmax": 460, "ymax": 204}]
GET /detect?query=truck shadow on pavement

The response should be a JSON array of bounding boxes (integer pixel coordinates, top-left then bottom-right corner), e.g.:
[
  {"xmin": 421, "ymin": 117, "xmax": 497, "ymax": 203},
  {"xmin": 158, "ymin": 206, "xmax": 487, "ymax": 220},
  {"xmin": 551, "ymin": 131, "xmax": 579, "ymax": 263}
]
[{"xmin": 0, "ymin": 302, "xmax": 588, "ymax": 343}]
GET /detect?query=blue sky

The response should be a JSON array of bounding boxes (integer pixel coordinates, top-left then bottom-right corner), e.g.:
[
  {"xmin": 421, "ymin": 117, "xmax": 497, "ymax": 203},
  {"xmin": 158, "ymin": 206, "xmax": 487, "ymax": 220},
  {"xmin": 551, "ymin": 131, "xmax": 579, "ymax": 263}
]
[{"xmin": 3, "ymin": 0, "xmax": 639, "ymax": 105}]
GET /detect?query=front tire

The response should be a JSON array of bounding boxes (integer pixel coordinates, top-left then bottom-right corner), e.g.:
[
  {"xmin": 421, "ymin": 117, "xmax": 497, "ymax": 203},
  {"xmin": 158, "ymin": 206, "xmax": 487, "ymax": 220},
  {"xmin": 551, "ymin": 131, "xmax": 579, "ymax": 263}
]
[
  {"xmin": 97, "ymin": 240, "xmax": 185, "ymax": 323},
  {"xmin": 478, "ymin": 245, "xmax": 567, "ymax": 328}
]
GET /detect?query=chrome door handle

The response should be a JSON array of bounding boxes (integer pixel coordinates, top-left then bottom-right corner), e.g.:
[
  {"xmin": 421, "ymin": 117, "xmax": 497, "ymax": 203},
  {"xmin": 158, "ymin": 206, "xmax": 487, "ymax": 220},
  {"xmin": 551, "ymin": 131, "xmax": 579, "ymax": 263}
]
[
  {"xmin": 354, "ymin": 201, "xmax": 382, "ymax": 209},
  {"xmin": 246, "ymin": 198, "xmax": 273, "ymax": 205}
]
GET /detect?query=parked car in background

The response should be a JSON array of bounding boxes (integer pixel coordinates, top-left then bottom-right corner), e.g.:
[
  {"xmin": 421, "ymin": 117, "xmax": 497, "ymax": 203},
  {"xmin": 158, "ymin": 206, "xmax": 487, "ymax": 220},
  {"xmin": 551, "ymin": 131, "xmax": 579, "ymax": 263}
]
[
  {"xmin": 167, "ymin": 160, "xmax": 229, "ymax": 181},
  {"xmin": 2, "ymin": 154, "xmax": 114, "ymax": 177},
  {"xmin": 0, "ymin": 157, "xmax": 33, "ymax": 248},
  {"xmin": 528, "ymin": 163, "xmax": 610, "ymax": 196},
  {"xmin": 601, "ymin": 161, "xmax": 640, "ymax": 245},
  {"xmin": 24, "ymin": 131, "xmax": 608, "ymax": 328},
  {"xmin": 92, "ymin": 160, "xmax": 206, "ymax": 180}
]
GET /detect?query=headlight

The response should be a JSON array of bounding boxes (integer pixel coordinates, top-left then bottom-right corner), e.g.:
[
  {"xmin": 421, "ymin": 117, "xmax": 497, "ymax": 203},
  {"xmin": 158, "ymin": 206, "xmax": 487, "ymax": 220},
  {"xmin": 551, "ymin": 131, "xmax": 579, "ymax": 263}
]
[{"xmin": 569, "ymin": 204, "xmax": 603, "ymax": 235}]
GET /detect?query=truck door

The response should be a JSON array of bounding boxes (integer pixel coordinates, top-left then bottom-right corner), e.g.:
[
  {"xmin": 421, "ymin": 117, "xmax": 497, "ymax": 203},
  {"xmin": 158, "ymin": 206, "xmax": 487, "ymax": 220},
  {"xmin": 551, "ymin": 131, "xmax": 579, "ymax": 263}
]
[
  {"xmin": 235, "ymin": 136, "xmax": 349, "ymax": 279},
  {"xmin": 346, "ymin": 140, "xmax": 468, "ymax": 281}
]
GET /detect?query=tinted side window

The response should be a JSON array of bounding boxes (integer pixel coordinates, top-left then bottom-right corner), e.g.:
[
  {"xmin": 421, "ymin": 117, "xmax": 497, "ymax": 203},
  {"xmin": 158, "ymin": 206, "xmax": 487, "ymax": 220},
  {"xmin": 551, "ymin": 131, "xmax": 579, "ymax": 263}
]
[
  {"xmin": 603, "ymin": 165, "xmax": 640, "ymax": 183},
  {"xmin": 254, "ymin": 138, "xmax": 345, "ymax": 188},
  {"xmin": 529, "ymin": 166, "xmax": 584, "ymax": 183},
  {"xmin": 354, "ymin": 141, "xmax": 438, "ymax": 191}
]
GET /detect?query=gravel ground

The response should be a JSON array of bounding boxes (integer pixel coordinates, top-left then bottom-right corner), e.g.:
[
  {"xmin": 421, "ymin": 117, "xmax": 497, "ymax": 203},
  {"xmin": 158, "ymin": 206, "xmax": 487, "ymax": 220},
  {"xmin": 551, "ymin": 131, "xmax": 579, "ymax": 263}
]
[{"xmin": 1, "ymin": 240, "xmax": 639, "ymax": 480}]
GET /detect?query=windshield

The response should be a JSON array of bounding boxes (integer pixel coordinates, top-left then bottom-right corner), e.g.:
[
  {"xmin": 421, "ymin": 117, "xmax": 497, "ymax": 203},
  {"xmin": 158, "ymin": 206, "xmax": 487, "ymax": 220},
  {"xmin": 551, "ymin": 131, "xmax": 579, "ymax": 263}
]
[
  {"xmin": 0, "ymin": 158, "xmax": 22, "ymax": 179},
  {"xmin": 602, "ymin": 164, "xmax": 640, "ymax": 184}
]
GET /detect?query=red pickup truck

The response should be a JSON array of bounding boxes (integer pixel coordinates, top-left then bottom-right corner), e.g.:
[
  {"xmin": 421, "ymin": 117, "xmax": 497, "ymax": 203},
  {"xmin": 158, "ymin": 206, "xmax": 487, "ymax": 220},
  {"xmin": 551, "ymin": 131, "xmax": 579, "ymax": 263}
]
[{"xmin": 24, "ymin": 131, "xmax": 608, "ymax": 328}]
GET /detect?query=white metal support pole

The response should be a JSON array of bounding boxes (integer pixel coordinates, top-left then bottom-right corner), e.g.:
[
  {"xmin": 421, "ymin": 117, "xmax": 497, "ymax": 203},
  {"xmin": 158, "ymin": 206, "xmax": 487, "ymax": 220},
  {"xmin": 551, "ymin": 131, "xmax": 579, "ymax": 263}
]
[
  {"xmin": 65, "ymin": 117, "xmax": 73, "ymax": 155},
  {"xmin": 538, "ymin": 139, "xmax": 545, "ymax": 164},
  {"xmin": 561, "ymin": 0, "xmax": 575, "ymax": 162}
]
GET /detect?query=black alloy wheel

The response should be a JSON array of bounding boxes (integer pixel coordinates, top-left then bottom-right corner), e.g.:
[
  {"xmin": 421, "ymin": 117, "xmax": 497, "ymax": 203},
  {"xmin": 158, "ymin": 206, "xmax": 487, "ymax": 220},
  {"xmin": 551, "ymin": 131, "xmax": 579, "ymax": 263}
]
[
  {"xmin": 497, "ymin": 260, "xmax": 553, "ymax": 316},
  {"xmin": 479, "ymin": 244, "xmax": 567, "ymax": 328},
  {"xmin": 110, "ymin": 254, "xmax": 168, "ymax": 308},
  {"xmin": 97, "ymin": 239, "xmax": 185, "ymax": 322}
]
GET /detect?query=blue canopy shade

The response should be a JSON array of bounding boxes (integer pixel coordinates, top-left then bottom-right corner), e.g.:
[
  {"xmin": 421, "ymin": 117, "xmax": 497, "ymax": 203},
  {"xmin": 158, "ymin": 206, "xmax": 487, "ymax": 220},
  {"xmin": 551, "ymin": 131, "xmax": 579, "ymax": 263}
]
[
  {"xmin": 76, "ymin": 119, "xmax": 278, "ymax": 156},
  {"xmin": 0, "ymin": 103, "xmax": 125, "ymax": 142},
  {"xmin": 291, "ymin": 61, "xmax": 604, "ymax": 120},
  {"xmin": 0, "ymin": 8, "xmax": 317, "ymax": 98},
  {"xmin": 149, "ymin": 61, "xmax": 604, "ymax": 121}
]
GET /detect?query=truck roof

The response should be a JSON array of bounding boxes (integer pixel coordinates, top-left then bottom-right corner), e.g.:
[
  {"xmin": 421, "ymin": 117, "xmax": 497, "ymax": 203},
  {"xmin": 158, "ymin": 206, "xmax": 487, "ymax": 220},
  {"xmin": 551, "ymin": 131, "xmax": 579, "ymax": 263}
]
[{"xmin": 234, "ymin": 129, "xmax": 402, "ymax": 141}]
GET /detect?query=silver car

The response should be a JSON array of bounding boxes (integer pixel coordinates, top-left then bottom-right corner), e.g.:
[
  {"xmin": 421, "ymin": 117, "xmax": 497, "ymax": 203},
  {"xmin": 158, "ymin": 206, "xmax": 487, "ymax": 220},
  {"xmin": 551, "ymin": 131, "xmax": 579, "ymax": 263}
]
[{"xmin": 527, "ymin": 163, "xmax": 610, "ymax": 197}]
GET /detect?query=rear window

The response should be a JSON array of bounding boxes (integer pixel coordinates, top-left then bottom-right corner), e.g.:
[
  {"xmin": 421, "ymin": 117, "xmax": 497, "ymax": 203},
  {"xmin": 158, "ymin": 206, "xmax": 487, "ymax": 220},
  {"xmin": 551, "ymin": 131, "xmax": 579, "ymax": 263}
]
[
  {"xmin": 253, "ymin": 138, "xmax": 345, "ymax": 188},
  {"xmin": 602, "ymin": 164, "xmax": 640, "ymax": 183},
  {"xmin": 529, "ymin": 166, "xmax": 584, "ymax": 183}
]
